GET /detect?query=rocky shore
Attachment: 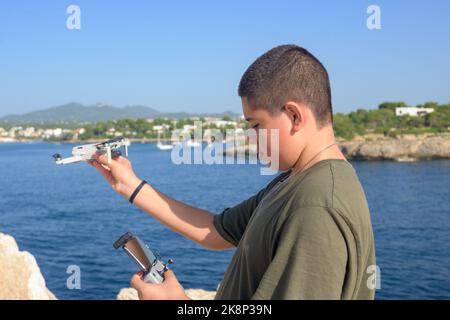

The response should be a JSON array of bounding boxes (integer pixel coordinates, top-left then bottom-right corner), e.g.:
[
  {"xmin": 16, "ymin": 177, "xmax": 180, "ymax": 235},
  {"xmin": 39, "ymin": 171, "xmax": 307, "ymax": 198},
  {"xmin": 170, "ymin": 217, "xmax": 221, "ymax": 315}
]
[
  {"xmin": 0, "ymin": 232, "xmax": 216, "ymax": 300},
  {"xmin": 116, "ymin": 288, "xmax": 216, "ymax": 300},
  {"xmin": 0, "ymin": 233, "xmax": 56, "ymax": 300},
  {"xmin": 223, "ymin": 133, "xmax": 450, "ymax": 161},
  {"xmin": 338, "ymin": 133, "xmax": 450, "ymax": 161}
]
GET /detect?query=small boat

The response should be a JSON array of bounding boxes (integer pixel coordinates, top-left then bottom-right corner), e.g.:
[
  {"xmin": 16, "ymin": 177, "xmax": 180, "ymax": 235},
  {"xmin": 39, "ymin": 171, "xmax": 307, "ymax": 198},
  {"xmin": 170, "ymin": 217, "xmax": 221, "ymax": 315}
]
[
  {"xmin": 184, "ymin": 140, "xmax": 201, "ymax": 148},
  {"xmin": 156, "ymin": 131, "xmax": 173, "ymax": 150},
  {"xmin": 157, "ymin": 142, "xmax": 173, "ymax": 150}
]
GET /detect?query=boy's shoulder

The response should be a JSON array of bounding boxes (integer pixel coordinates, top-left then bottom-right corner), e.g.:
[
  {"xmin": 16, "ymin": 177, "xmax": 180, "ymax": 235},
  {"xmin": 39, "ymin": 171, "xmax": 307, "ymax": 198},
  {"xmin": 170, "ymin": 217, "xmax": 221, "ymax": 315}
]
[
  {"xmin": 288, "ymin": 159, "xmax": 353, "ymax": 209},
  {"xmin": 285, "ymin": 160, "xmax": 370, "ymax": 223},
  {"xmin": 284, "ymin": 159, "xmax": 372, "ymax": 239}
]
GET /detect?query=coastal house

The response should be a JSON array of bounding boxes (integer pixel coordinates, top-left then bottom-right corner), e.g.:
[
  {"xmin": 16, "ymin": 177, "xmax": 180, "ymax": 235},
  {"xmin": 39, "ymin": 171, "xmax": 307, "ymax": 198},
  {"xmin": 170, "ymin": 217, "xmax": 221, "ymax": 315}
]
[
  {"xmin": 152, "ymin": 124, "xmax": 170, "ymax": 132},
  {"xmin": 183, "ymin": 124, "xmax": 197, "ymax": 131},
  {"xmin": 42, "ymin": 128, "xmax": 63, "ymax": 139},
  {"xmin": 395, "ymin": 107, "xmax": 434, "ymax": 117}
]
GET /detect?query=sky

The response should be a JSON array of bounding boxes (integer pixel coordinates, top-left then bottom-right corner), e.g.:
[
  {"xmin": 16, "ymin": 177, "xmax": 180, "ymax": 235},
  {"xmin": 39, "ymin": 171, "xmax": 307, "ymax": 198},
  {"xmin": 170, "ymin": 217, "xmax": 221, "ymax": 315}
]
[{"xmin": 0, "ymin": 0, "xmax": 449, "ymax": 117}]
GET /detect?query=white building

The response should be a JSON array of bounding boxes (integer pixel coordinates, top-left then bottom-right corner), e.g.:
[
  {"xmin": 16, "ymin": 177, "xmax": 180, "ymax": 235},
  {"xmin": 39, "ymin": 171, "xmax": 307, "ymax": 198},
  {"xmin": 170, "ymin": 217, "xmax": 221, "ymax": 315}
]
[
  {"xmin": 42, "ymin": 128, "xmax": 63, "ymax": 139},
  {"xmin": 153, "ymin": 124, "xmax": 171, "ymax": 132},
  {"xmin": 395, "ymin": 107, "xmax": 434, "ymax": 117},
  {"xmin": 21, "ymin": 127, "xmax": 36, "ymax": 138},
  {"xmin": 211, "ymin": 120, "xmax": 238, "ymax": 128},
  {"xmin": 8, "ymin": 127, "xmax": 22, "ymax": 137},
  {"xmin": 183, "ymin": 124, "xmax": 197, "ymax": 131}
]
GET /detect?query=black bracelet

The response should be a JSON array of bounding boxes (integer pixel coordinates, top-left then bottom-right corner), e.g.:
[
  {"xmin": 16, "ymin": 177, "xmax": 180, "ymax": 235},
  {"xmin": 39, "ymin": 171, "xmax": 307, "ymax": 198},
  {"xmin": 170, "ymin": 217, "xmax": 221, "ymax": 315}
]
[{"xmin": 129, "ymin": 180, "xmax": 147, "ymax": 203}]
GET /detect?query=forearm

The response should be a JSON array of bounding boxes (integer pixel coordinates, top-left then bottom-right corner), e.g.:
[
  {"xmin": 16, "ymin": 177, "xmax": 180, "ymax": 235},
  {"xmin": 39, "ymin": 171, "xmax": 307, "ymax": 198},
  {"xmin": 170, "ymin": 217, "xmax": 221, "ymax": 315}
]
[
  {"xmin": 130, "ymin": 182, "xmax": 233, "ymax": 250},
  {"xmin": 88, "ymin": 154, "xmax": 233, "ymax": 250}
]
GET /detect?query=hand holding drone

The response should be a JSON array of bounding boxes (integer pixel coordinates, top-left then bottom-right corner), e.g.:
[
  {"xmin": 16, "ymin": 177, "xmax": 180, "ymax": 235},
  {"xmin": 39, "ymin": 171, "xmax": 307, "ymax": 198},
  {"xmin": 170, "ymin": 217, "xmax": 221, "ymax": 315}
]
[{"xmin": 52, "ymin": 136, "xmax": 130, "ymax": 165}]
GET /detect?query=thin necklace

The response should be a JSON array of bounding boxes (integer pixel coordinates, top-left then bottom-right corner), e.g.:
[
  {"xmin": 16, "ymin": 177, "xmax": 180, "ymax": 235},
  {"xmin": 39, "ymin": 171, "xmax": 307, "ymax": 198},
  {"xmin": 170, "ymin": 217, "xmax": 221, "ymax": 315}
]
[
  {"xmin": 254, "ymin": 141, "xmax": 339, "ymax": 214},
  {"xmin": 256, "ymin": 141, "xmax": 339, "ymax": 213},
  {"xmin": 289, "ymin": 142, "xmax": 338, "ymax": 178}
]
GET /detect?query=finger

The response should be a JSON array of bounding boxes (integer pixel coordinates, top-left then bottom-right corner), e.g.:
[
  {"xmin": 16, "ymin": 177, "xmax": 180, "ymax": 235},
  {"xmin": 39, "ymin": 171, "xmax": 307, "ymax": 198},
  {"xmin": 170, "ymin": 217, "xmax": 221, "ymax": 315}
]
[
  {"xmin": 100, "ymin": 163, "xmax": 111, "ymax": 172},
  {"xmin": 130, "ymin": 272, "xmax": 147, "ymax": 291},
  {"xmin": 90, "ymin": 159, "xmax": 114, "ymax": 185},
  {"xmin": 90, "ymin": 158, "xmax": 111, "ymax": 171},
  {"xmin": 164, "ymin": 269, "xmax": 175, "ymax": 278},
  {"xmin": 163, "ymin": 269, "xmax": 177, "ymax": 283},
  {"xmin": 115, "ymin": 156, "xmax": 130, "ymax": 166},
  {"xmin": 94, "ymin": 152, "xmax": 118, "ymax": 168}
]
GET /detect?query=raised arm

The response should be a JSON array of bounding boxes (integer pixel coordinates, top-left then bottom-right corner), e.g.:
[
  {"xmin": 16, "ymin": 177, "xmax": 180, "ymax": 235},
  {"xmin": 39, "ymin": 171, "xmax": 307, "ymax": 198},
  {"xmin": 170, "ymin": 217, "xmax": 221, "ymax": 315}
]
[{"xmin": 89, "ymin": 153, "xmax": 234, "ymax": 250}]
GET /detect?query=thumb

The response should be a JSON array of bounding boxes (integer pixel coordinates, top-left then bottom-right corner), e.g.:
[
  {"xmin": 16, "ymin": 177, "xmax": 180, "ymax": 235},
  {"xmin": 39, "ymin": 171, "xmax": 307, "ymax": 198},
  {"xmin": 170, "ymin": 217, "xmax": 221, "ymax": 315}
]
[
  {"xmin": 130, "ymin": 272, "xmax": 147, "ymax": 291},
  {"xmin": 163, "ymin": 269, "xmax": 178, "ymax": 284}
]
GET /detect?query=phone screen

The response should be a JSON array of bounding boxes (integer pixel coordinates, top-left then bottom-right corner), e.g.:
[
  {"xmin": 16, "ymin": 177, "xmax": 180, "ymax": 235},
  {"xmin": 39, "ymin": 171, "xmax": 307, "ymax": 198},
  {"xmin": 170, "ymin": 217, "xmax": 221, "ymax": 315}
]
[{"xmin": 123, "ymin": 237, "xmax": 156, "ymax": 271}]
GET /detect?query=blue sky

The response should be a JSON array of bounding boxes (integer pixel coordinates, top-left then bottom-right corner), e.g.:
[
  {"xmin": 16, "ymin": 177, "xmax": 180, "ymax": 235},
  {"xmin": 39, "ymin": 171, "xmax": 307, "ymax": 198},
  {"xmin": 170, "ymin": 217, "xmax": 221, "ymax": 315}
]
[{"xmin": 0, "ymin": 0, "xmax": 449, "ymax": 117}]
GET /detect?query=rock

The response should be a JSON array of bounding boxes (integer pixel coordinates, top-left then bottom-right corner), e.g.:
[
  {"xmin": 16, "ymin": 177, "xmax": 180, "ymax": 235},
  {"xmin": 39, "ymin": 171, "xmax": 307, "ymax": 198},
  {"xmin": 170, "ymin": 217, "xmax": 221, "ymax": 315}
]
[
  {"xmin": 0, "ymin": 232, "xmax": 57, "ymax": 300},
  {"xmin": 185, "ymin": 289, "xmax": 216, "ymax": 300},
  {"xmin": 223, "ymin": 134, "xmax": 450, "ymax": 161},
  {"xmin": 117, "ymin": 288, "xmax": 139, "ymax": 300},
  {"xmin": 339, "ymin": 134, "xmax": 450, "ymax": 161},
  {"xmin": 117, "ymin": 288, "xmax": 216, "ymax": 300}
]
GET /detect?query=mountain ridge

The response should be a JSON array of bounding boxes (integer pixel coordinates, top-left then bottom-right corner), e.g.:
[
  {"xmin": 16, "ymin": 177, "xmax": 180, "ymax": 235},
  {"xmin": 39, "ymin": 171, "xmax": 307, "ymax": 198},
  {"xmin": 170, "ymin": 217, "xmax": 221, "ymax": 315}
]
[{"xmin": 0, "ymin": 102, "xmax": 240, "ymax": 125}]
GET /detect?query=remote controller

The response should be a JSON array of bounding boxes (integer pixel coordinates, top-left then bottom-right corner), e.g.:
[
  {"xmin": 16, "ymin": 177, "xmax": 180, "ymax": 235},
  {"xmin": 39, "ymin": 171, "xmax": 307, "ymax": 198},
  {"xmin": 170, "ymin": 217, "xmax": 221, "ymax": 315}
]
[{"xmin": 113, "ymin": 231, "xmax": 173, "ymax": 284}]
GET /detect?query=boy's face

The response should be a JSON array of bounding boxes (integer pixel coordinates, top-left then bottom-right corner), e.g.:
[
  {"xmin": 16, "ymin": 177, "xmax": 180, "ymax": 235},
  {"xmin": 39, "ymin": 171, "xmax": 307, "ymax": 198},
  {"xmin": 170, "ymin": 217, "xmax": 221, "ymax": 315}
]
[{"xmin": 242, "ymin": 98, "xmax": 302, "ymax": 171}]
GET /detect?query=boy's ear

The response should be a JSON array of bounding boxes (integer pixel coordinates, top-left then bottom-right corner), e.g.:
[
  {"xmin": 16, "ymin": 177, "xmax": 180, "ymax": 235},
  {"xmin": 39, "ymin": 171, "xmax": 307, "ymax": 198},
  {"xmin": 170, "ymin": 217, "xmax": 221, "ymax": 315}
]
[{"xmin": 284, "ymin": 101, "xmax": 305, "ymax": 132}]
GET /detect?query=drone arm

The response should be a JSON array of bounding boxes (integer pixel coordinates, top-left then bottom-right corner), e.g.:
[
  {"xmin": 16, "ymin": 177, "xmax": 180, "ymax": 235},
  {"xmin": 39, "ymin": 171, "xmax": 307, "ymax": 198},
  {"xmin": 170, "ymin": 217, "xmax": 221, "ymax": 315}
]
[{"xmin": 55, "ymin": 155, "xmax": 83, "ymax": 165}]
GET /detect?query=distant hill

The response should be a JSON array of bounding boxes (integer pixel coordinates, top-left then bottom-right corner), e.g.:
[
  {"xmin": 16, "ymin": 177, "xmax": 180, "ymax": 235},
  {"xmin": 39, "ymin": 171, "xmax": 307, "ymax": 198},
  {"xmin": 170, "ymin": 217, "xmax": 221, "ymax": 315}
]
[{"xmin": 0, "ymin": 103, "xmax": 240, "ymax": 125}]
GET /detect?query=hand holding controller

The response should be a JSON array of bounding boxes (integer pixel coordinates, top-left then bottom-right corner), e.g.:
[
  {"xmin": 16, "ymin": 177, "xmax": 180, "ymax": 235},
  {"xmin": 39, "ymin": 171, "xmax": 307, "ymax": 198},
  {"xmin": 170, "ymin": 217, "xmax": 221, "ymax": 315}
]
[{"xmin": 113, "ymin": 232, "xmax": 173, "ymax": 284}]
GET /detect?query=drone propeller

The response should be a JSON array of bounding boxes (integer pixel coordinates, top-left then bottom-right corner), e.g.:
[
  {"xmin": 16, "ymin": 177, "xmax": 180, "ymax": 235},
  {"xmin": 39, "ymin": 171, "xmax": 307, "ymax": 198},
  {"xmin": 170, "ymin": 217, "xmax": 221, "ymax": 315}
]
[{"xmin": 52, "ymin": 153, "xmax": 62, "ymax": 161}]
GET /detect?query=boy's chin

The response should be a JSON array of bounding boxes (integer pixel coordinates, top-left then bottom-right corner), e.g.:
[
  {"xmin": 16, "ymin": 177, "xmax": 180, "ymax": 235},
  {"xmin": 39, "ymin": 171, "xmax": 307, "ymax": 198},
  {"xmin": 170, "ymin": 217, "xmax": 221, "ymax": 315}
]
[{"xmin": 260, "ymin": 159, "xmax": 287, "ymax": 172}]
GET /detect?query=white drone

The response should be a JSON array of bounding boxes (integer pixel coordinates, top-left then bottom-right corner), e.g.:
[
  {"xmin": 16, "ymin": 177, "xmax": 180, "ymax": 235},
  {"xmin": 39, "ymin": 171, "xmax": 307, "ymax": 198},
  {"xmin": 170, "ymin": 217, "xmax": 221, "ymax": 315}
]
[{"xmin": 53, "ymin": 136, "xmax": 131, "ymax": 165}]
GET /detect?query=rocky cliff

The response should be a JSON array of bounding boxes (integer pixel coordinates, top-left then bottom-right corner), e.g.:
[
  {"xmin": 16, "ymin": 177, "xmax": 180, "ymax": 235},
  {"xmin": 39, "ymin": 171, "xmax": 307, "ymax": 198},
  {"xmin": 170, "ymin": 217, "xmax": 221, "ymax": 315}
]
[
  {"xmin": 339, "ymin": 134, "xmax": 450, "ymax": 161},
  {"xmin": 0, "ymin": 232, "xmax": 56, "ymax": 300}
]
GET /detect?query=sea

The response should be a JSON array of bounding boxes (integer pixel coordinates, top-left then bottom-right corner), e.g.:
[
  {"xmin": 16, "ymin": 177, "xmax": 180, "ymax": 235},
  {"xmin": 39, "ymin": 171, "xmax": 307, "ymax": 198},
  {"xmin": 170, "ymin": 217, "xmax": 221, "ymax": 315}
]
[{"xmin": 0, "ymin": 142, "xmax": 449, "ymax": 299}]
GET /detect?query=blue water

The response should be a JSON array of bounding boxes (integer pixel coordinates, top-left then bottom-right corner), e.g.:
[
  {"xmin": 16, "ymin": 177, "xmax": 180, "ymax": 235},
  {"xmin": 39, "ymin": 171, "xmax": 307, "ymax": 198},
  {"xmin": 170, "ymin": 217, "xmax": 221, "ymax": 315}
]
[{"xmin": 0, "ymin": 142, "xmax": 449, "ymax": 299}]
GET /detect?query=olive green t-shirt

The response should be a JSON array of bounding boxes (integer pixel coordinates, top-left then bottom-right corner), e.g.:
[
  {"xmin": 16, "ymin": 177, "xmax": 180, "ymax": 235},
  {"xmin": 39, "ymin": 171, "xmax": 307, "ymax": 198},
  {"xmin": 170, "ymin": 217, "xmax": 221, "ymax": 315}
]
[{"xmin": 213, "ymin": 159, "xmax": 376, "ymax": 300}]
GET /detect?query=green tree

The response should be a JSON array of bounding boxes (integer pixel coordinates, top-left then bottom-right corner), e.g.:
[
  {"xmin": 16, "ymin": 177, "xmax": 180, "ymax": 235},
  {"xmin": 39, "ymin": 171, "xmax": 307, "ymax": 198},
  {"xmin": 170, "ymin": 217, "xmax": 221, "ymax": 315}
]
[
  {"xmin": 333, "ymin": 113, "xmax": 356, "ymax": 140},
  {"xmin": 378, "ymin": 101, "xmax": 408, "ymax": 112}
]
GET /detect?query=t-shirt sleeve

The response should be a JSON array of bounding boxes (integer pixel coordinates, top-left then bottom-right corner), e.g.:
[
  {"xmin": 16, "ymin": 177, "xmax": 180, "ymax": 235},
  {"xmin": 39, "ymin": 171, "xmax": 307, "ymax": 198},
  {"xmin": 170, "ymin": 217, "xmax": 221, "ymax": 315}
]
[
  {"xmin": 212, "ymin": 188, "xmax": 266, "ymax": 247},
  {"xmin": 213, "ymin": 172, "xmax": 290, "ymax": 247},
  {"xmin": 251, "ymin": 206, "xmax": 348, "ymax": 300}
]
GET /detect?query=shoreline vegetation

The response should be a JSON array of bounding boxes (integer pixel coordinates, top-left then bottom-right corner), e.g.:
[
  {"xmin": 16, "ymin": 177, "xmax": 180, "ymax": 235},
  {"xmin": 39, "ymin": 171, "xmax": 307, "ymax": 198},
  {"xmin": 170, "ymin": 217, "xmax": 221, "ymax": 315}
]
[{"xmin": 1, "ymin": 102, "xmax": 449, "ymax": 161}]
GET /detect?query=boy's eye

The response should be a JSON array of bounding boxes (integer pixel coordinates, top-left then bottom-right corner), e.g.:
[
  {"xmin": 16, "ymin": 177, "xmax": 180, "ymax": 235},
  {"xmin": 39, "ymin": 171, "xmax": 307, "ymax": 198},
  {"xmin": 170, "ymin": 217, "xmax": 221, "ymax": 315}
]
[{"xmin": 251, "ymin": 124, "xmax": 260, "ymax": 129}]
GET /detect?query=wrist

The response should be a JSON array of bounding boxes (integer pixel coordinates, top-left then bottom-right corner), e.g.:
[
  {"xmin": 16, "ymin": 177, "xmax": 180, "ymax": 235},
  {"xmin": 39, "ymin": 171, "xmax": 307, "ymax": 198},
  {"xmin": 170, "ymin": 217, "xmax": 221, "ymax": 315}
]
[
  {"xmin": 128, "ymin": 180, "xmax": 148, "ymax": 204},
  {"xmin": 118, "ymin": 177, "xmax": 142, "ymax": 199}
]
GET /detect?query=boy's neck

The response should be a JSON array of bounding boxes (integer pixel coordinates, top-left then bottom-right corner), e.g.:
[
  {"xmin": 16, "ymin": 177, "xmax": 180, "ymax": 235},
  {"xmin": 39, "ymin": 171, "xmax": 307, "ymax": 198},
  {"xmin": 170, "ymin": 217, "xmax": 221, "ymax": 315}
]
[{"xmin": 291, "ymin": 126, "xmax": 346, "ymax": 174}]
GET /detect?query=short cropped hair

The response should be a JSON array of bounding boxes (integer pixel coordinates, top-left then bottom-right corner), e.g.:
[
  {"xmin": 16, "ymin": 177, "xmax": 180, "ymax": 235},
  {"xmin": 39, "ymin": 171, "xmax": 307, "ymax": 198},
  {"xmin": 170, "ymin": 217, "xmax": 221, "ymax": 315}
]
[{"xmin": 238, "ymin": 44, "xmax": 333, "ymax": 127}]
